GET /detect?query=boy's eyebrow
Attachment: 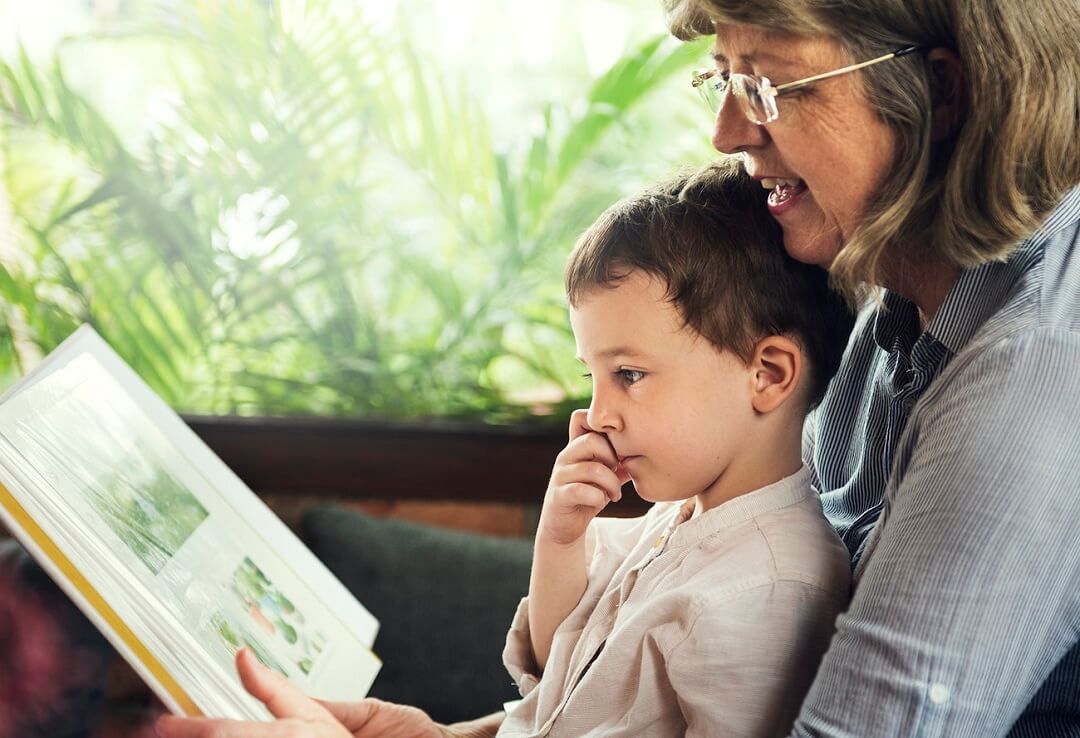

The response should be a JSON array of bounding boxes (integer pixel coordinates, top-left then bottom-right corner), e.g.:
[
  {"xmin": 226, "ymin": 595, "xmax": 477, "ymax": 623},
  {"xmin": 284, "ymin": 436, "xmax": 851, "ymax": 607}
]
[{"xmin": 576, "ymin": 347, "xmax": 650, "ymax": 362}]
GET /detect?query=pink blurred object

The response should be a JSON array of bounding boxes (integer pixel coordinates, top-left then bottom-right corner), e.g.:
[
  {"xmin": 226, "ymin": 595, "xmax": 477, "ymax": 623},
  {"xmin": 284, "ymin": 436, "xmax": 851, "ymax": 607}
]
[{"xmin": 0, "ymin": 539, "xmax": 112, "ymax": 738}]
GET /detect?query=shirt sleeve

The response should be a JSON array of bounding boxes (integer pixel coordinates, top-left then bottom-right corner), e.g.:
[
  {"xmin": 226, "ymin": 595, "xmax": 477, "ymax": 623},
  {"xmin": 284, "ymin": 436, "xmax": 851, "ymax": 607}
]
[
  {"xmin": 667, "ymin": 581, "xmax": 846, "ymax": 738},
  {"xmin": 502, "ymin": 596, "xmax": 541, "ymax": 697},
  {"xmin": 502, "ymin": 511, "xmax": 662, "ymax": 696},
  {"xmin": 791, "ymin": 327, "xmax": 1080, "ymax": 737}
]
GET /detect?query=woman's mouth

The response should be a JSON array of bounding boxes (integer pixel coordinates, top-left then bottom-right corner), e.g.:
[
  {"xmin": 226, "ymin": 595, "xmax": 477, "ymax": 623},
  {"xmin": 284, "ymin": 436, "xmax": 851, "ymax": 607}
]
[{"xmin": 760, "ymin": 177, "xmax": 808, "ymax": 216}]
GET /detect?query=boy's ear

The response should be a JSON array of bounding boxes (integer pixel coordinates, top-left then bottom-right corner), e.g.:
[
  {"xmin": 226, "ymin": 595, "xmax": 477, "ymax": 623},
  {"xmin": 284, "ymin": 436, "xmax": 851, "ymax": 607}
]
[{"xmin": 749, "ymin": 336, "xmax": 802, "ymax": 414}]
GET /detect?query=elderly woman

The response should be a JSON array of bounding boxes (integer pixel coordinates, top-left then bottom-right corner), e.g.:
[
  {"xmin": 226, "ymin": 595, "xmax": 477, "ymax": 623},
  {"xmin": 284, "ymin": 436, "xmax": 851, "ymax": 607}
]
[{"xmin": 156, "ymin": 0, "xmax": 1080, "ymax": 736}]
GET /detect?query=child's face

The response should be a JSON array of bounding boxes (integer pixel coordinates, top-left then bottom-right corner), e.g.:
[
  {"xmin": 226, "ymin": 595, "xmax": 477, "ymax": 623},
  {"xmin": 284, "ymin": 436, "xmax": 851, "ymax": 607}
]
[{"xmin": 569, "ymin": 270, "xmax": 759, "ymax": 508}]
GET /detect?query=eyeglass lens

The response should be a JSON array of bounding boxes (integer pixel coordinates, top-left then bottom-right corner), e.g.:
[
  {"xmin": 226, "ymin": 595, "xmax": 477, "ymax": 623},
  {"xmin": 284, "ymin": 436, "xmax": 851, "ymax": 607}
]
[{"xmin": 696, "ymin": 73, "xmax": 774, "ymax": 125}]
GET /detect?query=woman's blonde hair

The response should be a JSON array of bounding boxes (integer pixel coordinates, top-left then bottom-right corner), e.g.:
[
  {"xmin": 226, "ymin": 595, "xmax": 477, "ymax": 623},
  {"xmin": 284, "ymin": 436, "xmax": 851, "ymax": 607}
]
[{"xmin": 665, "ymin": 0, "xmax": 1080, "ymax": 296}]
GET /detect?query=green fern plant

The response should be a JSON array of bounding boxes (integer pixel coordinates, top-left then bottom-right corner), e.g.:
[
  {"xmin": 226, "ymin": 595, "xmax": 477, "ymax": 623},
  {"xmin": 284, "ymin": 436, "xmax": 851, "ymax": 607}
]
[{"xmin": 0, "ymin": 0, "xmax": 710, "ymax": 420}]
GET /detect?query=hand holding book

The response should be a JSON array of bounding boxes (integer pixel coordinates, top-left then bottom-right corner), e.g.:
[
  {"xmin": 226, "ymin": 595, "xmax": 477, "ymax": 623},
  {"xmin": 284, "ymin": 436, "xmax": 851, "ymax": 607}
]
[{"xmin": 154, "ymin": 649, "xmax": 489, "ymax": 738}]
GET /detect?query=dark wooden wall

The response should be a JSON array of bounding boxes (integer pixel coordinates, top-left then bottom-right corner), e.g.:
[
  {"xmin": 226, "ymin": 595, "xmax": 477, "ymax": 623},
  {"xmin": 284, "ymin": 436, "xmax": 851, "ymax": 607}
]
[{"xmin": 184, "ymin": 416, "xmax": 649, "ymax": 529}]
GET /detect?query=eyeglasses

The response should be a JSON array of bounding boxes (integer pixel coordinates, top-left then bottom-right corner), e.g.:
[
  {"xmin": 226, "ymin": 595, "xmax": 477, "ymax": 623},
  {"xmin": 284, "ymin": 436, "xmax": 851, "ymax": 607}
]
[{"xmin": 691, "ymin": 45, "xmax": 922, "ymax": 125}]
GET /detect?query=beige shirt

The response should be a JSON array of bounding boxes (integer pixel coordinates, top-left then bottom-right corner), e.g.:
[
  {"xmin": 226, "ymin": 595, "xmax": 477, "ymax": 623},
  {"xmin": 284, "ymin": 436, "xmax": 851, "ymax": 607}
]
[{"xmin": 500, "ymin": 466, "xmax": 850, "ymax": 738}]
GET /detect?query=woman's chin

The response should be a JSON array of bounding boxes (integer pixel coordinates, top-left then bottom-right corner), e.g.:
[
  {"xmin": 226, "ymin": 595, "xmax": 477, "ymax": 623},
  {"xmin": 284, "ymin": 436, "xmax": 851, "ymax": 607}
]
[{"xmin": 780, "ymin": 225, "xmax": 842, "ymax": 270}]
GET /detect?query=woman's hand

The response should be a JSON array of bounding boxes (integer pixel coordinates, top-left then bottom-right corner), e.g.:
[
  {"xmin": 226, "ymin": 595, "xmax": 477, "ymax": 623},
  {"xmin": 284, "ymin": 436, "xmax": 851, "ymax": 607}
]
[{"xmin": 153, "ymin": 649, "xmax": 452, "ymax": 738}]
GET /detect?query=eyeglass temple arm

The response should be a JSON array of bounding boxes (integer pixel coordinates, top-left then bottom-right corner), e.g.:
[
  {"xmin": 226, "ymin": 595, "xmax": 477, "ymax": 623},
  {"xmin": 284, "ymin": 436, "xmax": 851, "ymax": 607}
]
[{"xmin": 773, "ymin": 45, "xmax": 923, "ymax": 94}]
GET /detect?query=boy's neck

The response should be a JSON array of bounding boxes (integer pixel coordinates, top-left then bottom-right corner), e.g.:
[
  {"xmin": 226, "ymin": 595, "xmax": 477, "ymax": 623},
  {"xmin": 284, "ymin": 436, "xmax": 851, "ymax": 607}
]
[{"xmin": 692, "ymin": 419, "xmax": 805, "ymax": 517}]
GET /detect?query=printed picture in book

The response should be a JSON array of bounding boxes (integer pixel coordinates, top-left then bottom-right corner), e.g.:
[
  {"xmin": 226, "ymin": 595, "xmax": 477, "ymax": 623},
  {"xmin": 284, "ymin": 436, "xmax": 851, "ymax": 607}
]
[
  {"xmin": 13, "ymin": 390, "xmax": 209, "ymax": 575},
  {"xmin": 212, "ymin": 557, "xmax": 328, "ymax": 677}
]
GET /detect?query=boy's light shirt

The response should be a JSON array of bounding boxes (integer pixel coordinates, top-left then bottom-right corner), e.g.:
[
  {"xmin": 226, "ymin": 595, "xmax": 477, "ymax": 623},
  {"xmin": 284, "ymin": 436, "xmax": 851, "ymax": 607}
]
[{"xmin": 499, "ymin": 466, "xmax": 851, "ymax": 738}]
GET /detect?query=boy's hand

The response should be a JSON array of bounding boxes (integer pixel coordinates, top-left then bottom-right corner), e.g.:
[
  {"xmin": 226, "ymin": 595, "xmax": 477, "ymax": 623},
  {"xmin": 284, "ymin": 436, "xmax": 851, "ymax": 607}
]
[{"xmin": 537, "ymin": 410, "xmax": 631, "ymax": 546}]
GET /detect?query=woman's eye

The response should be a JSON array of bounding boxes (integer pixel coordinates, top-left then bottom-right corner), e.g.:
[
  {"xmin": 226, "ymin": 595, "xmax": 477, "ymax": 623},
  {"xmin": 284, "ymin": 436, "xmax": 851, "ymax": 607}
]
[
  {"xmin": 617, "ymin": 369, "xmax": 645, "ymax": 385},
  {"xmin": 777, "ymin": 84, "xmax": 810, "ymax": 98}
]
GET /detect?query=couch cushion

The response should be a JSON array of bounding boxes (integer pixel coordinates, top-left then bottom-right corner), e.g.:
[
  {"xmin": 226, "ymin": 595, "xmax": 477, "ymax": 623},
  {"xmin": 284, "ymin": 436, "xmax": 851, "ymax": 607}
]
[{"xmin": 300, "ymin": 506, "xmax": 533, "ymax": 724}]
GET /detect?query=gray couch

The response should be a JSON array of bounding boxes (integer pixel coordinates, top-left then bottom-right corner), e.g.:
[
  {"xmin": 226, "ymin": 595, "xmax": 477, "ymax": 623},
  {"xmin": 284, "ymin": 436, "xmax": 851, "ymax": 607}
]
[{"xmin": 301, "ymin": 505, "xmax": 533, "ymax": 724}]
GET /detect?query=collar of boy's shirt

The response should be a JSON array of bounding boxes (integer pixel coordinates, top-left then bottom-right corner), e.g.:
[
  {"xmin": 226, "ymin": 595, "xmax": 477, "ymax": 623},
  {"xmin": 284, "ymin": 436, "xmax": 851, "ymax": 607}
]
[{"xmin": 655, "ymin": 465, "xmax": 813, "ymax": 552}]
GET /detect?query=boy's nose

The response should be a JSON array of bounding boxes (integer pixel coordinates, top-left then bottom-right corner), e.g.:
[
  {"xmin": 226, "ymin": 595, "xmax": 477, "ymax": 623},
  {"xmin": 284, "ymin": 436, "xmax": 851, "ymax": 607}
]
[{"xmin": 586, "ymin": 396, "xmax": 623, "ymax": 433}]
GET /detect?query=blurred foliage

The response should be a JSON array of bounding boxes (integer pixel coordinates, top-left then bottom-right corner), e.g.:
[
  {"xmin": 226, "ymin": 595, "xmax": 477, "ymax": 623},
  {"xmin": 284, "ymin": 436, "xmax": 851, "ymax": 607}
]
[{"xmin": 0, "ymin": 0, "xmax": 712, "ymax": 421}]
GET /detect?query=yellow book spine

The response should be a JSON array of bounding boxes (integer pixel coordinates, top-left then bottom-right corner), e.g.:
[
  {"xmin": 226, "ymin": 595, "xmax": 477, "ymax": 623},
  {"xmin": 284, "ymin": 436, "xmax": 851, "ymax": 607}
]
[{"xmin": 0, "ymin": 480, "xmax": 202, "ymax": 716}]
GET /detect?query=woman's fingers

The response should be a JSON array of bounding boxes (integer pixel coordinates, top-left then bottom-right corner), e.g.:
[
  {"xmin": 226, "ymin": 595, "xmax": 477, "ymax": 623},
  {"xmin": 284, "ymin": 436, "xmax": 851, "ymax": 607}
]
[
  {"xmin": 236, "ymin": 648, "xmax": 335, "ymax": 723},
  {"xmin": 319, "ymin": 698, "xmax": 447, "ymax": 737},
  {"xmin": 153, "ymin": 652, "xmax": 350, "ymax": 737},
  {"xmin": 154, "ymin": 715, "xmax": 300, "ymax": 738},
  {"xmin": 318, "ymin": 699, "xmax": 381, "ymax": 731}
]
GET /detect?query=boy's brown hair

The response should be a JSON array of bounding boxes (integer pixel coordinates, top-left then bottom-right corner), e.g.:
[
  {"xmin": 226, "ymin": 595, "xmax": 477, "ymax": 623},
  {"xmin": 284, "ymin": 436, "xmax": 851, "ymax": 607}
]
[{"xmin": 565, "ymin": 162, "xmax": 855, "ymax": 408}]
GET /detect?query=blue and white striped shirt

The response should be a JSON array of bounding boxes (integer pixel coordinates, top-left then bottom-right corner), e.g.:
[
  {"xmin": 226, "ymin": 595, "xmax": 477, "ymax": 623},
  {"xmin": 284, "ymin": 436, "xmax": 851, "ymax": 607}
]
[{"xmin": 793, "ymin": 186, "xmax": 1080, "ymax": 737}]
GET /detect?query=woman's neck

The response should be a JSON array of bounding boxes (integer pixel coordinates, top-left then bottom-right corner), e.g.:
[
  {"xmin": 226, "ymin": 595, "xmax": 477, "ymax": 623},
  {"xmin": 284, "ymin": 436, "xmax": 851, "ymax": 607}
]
[{"xmin": 883, "ymin": 255, "xmax": 962, "ymax": 330}]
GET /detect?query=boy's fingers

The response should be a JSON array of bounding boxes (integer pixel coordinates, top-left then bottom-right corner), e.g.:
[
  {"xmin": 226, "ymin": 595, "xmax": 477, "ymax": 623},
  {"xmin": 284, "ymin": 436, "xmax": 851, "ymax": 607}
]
[
  {"xmin": 562, "ymin": 481, "xmax": 614, "ymax": 511},
  {"xmin": 564, "ymin": 432, "xmax": 619, "ymax": 469},
  {"xmin": 554, "ymin": 461, "xmax": 622, "ymax": 500},
  {"xmin": 236, "ymin": 648, "xmax": 333, "ymax": 723},
  {"xmin": 568, "ymin": 409, "xmax": 594, "ymax": 441}
]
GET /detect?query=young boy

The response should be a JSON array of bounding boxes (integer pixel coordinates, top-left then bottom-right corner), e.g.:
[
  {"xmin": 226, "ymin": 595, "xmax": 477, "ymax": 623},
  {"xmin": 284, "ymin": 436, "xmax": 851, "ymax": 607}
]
[{"xmin": 499, "ymin": 163, "xmax": 856, "ymax": 737}]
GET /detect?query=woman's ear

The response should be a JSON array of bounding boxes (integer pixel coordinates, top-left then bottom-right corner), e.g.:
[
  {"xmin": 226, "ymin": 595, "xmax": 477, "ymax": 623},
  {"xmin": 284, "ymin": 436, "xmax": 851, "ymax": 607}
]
[
  {"xmin": 927, "ymin": 47, "xmax": 967, "ymax": 141},
  {"xmin": 749, "ymin": 336, "xmax": 802, "ymax": 414}
]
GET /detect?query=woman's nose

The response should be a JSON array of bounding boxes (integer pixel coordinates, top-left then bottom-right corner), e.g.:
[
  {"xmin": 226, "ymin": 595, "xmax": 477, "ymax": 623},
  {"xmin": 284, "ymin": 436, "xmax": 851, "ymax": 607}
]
[{"xmin": 711, "ymin": 94, "xmax": 768, "ymax": 154}]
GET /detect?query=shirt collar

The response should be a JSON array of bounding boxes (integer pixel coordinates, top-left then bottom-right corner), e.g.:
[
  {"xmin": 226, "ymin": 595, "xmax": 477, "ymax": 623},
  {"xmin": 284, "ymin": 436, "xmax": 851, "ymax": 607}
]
[
  {"xmin": 871, "ymin": 291, "xmax": 919, "ymax": 353},
  {"xmin": 664, "ymin": 466, "xmax": 813, "ymax": 551}
]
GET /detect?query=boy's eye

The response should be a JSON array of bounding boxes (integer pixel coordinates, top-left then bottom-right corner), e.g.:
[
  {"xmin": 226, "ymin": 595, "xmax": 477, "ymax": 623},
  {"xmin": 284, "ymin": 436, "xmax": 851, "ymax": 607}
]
[{"xmin": 617, "ymin": 369, "xmax": 645, "ymax": 385}]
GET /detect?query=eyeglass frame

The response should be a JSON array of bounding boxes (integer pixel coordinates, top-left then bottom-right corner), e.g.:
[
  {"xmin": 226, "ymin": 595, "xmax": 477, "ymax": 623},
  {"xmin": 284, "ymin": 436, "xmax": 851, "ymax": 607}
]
[{"xmin": 691, "ymin": 44, "xmax": 923, "ymax": 125}]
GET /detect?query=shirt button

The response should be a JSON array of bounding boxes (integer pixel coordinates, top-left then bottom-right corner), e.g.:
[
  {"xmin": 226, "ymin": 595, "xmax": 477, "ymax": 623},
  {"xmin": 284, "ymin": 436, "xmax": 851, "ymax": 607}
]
[{"xmin": 928, "ymin": 683, "xmax": 950, "ymax": 705}]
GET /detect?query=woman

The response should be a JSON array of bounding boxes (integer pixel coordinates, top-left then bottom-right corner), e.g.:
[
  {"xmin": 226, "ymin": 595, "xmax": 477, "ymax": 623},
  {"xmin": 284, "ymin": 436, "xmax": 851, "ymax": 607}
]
[{"xmin": 157, "ymin": 0, "xmax": 1080, "ymax": 735}]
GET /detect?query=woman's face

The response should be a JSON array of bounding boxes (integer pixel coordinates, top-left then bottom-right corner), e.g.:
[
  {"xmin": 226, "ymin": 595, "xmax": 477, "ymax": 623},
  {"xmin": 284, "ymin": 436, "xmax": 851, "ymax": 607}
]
[{"xmin": 710, "ymin": 24, "xmax": 898, "ymax": 268}]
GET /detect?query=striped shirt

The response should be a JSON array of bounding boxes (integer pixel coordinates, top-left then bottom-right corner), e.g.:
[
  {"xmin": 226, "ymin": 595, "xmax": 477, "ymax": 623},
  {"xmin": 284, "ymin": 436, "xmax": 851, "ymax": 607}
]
[{"xmin": 793, "ymin": 185, "xmax": 1080, "ymax": 737}]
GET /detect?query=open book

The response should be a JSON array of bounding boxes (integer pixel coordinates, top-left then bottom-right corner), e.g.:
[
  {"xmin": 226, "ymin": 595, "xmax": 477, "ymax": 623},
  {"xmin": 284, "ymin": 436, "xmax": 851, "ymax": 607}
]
[{"xmin": 0, "ymin": 325, "xmax": 381, "ymax": 719}]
